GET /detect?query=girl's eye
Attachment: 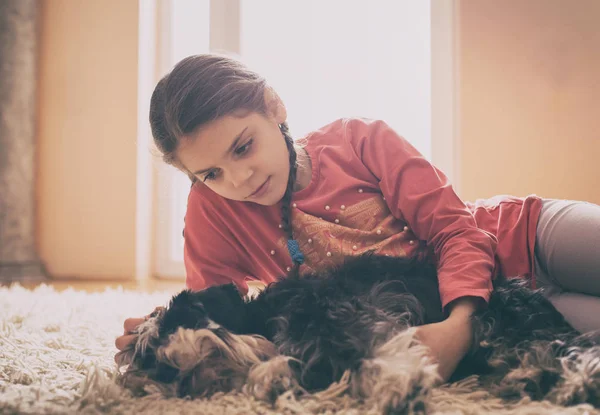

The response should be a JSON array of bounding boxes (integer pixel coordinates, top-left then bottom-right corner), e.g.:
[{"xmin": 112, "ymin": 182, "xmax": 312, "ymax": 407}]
[
  {"xmin": 235, "ymin": 138, "xmax": 254, "ymax": 156},
  {"xmin": 202, "ymin": 139, "xmax": 253, "ymax": 182},
  {"xmin": 203, "ymin": 170, "xmax": 219, "ymax": 182}
]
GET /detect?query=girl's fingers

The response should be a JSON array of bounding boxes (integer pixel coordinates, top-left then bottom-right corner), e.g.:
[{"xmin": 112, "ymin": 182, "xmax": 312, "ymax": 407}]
[
  {"xmin": 123, "ymin": 317, "xmax": 146, "ymax": 334},
  {"xmin": 115, "ymin": 333, "xmax": 138, "ymax": 351}
]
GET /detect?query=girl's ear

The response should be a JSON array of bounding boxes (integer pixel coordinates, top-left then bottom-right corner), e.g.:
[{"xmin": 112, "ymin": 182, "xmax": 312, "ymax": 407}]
[{"xmin": 264, "ymin": 87, "xmax": 287, "ymax": 125}]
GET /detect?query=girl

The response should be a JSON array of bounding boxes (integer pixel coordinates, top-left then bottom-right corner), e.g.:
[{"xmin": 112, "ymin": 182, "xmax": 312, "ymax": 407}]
[{"xmin": 115, "ymin": 54, "xmax": 600, "ymax": 383}]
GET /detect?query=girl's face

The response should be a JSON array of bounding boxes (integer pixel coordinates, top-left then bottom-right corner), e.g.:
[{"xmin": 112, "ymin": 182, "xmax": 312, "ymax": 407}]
[{"xmin": 176, "ymin": 110, "xmax": 291, "ymax": 206}]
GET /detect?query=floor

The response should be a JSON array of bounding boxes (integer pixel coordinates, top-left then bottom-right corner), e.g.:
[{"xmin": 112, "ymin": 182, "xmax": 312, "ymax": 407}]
[
  {"xmin": 13, "ymin": 277, "xmax": 265, "ymax": 296},
  {"xmin": 14, "ymin": 277, "xmax": 185, "ymax": 293}
]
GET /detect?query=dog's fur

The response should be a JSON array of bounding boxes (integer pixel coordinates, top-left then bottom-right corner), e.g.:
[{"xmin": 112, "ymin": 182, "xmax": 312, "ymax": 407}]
[{"xmin": 116, "ymin": 255, "xmax": 600, "ymax": 413}]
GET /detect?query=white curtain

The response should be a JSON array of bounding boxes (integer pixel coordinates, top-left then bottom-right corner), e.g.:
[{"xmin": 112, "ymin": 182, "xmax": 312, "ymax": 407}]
[{"xmin": 240, "ymin": 0, "xmax": 431, "ymax": 156}]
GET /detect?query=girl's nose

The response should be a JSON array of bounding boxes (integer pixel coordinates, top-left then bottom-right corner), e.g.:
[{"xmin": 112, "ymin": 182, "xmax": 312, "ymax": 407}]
[{"xmin": 229, "ymin": 168, "xmax": 254, "ymax": 189}]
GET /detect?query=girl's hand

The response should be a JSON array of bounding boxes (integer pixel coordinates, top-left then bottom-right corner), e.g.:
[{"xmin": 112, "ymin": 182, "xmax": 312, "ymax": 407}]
[
  {"xmin": 114, "ymin": 307, "xmax": 164, "ymax": 363},
  {"xmin": 114, "ymin": 317, "xmax": 145, "ymax": 355},
  {"xmin": 414, "ymin": 297, "xmax": 479, "ymax": 383},
  {"xmin": 414, "ymin": 316, "xmax": 473, "ymax": 383}
]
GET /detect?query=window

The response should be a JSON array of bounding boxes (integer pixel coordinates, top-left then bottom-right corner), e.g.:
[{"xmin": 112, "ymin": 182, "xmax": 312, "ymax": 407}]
[
  {"xmin": 153, "ymin": 0, "xmax": 211, "ymax": 279},
  {"xmin": 152, "ymin": 0, "xmax": 455, "ymax": 279}
]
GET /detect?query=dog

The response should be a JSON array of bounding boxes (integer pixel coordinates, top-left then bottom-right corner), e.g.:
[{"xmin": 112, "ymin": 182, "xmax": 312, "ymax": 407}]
[{"xmin": 116, "ymin": 254, "xmax": 600, "ymax": 413}]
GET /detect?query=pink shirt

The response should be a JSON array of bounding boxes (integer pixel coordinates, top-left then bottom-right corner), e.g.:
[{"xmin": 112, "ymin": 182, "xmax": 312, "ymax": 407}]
[{"xmin": 183, "ymin": 118, "xmax": 543, "ymax": 309}]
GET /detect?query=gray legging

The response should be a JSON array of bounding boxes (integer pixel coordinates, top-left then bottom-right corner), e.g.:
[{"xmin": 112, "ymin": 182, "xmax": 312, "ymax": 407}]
[{"xmin": 534, "ymin": 198, "xmax": 600, "ymax": 333}]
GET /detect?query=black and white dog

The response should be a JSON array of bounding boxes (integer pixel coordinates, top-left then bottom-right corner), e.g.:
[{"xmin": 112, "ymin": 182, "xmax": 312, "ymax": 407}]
[{"xmin": 116, "ymin": 255, "xmax": 600, "ymax": 413}]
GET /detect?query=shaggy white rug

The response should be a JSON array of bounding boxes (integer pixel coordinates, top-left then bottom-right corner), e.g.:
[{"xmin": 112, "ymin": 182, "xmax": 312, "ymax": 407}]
[{"xmin": 0, "ymin": 283, "xmax": 598, "ymax": 415}]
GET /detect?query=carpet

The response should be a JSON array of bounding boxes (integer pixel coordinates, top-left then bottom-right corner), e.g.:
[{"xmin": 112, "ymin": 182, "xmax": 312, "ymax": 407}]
[{"xmin": 0, "ymin": 283, "xmax": 598, "ymax": 415}]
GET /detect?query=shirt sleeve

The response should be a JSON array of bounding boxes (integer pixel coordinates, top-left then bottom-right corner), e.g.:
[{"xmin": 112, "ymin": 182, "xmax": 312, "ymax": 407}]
[
  {"xmin": 182, "ymin": 186, "xmax": 251, "ymax": 295},
  {"xmin": 345, "ymin": 118, "xmax": 497, "ymax": 309}
]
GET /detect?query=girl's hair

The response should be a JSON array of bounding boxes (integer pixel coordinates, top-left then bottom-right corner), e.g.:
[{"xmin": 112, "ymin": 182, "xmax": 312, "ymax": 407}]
[{"xmin": 149, "ymin": 54, "xmax": 303, "ymax": 275}]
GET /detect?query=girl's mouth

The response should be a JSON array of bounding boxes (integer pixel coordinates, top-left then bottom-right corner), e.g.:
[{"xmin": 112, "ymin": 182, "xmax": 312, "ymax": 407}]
[{"xmin": 249, "ymin": 176, "xmax": 271, "ymax": 199}]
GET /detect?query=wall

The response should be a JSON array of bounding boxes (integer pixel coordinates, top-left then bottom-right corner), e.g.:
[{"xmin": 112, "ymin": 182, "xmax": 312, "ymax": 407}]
[
  {"xmin": 37, "ymin": 0, "xmax": 140, "ymax": 279},
  {"xmin": 457, "ymin": 0, "xmax": 600, "ymax": 204}
]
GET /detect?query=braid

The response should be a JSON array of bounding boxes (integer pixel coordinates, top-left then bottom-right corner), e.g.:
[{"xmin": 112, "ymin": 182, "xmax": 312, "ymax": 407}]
[
  {"xmin": 279, "ymin": 123, "xmax": 296, "ymax": 240},
  {"xmin": 279, "ymin": 123, "xmax": 303, "ymax": 276}
]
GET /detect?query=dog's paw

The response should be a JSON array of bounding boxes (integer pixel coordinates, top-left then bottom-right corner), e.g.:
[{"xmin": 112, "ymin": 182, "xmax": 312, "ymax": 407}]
[
  {"xmin": 355, "ymin": 332, "xmax": 437, "ymax": 415},
  {"xmin": 377, "ymin": 381, "xmax": 430, "ymax": 415},
  {"xmin": 356, "ymin": 361, "xmax": 433, "ymax": 415},
  {"xmin": 547, "ymin": 346, "xmax": 600, "ymax": 407},
  {"xmin": 243, "ymin": 355, "xmax": 302, "ymax": 403}
]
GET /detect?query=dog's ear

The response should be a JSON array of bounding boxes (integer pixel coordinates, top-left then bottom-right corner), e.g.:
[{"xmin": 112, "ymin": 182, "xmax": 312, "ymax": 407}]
[
  {"xmin": 198, "ymin": 283, "xmax": 245, "ymax": 309},
  {"xmin": 195, "ymin": 283, "xmax": 248, "ymax": 333},
  {"xmin": 162, "ymin": 284, "xmax": 247, "ymax": 334},
  {"xmin": 213, "ymin": 283, "xmax": 244, "ymax": 301}
]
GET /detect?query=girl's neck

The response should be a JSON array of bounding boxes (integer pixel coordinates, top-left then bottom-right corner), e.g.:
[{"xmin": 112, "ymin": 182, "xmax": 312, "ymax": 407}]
[{"xmin": 293, "ymin": 145, "xmax": 312, "ymax": 192}]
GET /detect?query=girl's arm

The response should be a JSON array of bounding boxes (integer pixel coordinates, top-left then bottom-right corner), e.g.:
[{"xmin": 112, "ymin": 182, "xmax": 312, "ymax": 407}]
[
  {"xmin": 344, "ymin": 117, "xmax": 497, "ymax": 311},
  {"xmin": 447, "ymin": 296, "xmax": 484, "ymax": 320},
  {"xmin": 345, "ymin": 118, "xmax": 495, "ymax": 382}
]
